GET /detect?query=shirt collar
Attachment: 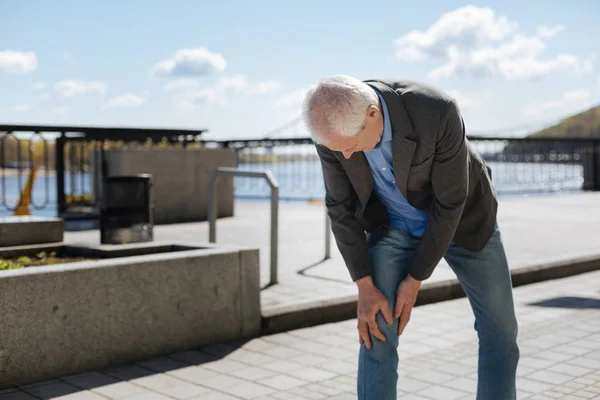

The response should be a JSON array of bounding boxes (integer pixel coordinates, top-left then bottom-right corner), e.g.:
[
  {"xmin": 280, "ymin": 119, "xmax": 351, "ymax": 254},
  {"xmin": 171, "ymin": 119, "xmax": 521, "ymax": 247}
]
[{"xmin": 375, "ymin": 91, "xmax": 392, "ymax": 148}]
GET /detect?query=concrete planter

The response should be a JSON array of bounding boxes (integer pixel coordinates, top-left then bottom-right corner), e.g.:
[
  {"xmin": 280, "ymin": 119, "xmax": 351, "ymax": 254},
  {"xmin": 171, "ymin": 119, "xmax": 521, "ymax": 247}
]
[
  {"xmin": 0, "ymin": 242, "xmax": 260, "ymax": 388},
  {"xmin": 0, "ymin": 216, "xmax": 63, "ymax": 247}
]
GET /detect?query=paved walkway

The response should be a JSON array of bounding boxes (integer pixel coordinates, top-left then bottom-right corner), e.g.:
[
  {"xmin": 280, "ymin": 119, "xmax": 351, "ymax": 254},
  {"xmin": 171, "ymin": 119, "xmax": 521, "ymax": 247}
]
[
  {"xmin": 63, "ymin": 192, "xmax": 600, "ymax": 316},
  {"xmin": 3, "ymin": 268, "xmax": 599, "ymax": 399}
]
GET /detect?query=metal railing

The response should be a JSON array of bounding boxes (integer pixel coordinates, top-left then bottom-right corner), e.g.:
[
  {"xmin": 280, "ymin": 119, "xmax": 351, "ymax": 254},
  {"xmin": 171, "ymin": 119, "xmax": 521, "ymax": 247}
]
[
  {"xmin": 0, "ymin": 124, "xmax": 207, "ymax": 218},
  {"xmin": 207, "ymin": 167, "xmax": 333, "ymax": 286},
  {"xmin": 0, "ymin": 130, "xmax": 53, "ymax": 212},
  {"xmin": 2, "ymin": 123, "xmax": 600, "ymax": 217},
  {"xmin": 468, "ymin": 136, "xmax": 600, "ymax": 194},
  {"xmin": 213, "ymin": 136, "xmax": 600, "ymax": 200},
  {"xmin": 208, "ymin": 167, "xmax": 280, "ymax": 286}
]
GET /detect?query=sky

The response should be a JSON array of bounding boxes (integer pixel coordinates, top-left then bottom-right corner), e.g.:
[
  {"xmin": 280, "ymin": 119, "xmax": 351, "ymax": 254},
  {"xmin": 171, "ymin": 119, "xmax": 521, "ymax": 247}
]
[{"xmin": 1, "ymin": 0, "xmax": 599, "ymax": 140}]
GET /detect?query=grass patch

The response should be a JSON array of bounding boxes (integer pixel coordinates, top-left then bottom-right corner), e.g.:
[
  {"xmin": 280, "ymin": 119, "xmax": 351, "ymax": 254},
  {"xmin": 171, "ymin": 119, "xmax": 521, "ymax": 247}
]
[{"xmin": 0, "ymin": 251, "xmax": 95, "ymax": 270}]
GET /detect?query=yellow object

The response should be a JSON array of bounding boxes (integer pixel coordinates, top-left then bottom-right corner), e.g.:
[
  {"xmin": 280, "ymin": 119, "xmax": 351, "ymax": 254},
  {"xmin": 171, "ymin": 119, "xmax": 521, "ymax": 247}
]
[
  {"xmin": 13, "ymin": 167, "xmax": 37, "ymax": 216},
  {"xmin": 307, "ymin": 198, "xmax": 325, "ymax": 205},
  {"xmin": 66, "ymin": 194, "xmax": 92, "ymax": 204}
]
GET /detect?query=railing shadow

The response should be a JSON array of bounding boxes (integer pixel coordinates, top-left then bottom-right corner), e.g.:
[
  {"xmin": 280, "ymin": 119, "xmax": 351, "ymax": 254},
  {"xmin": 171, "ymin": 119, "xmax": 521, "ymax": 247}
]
[
  {"xmin": 528, "ymin": 296, "xmax": 600, "ymax": 309},
  {"xmin": 9, "ymin": 340, "xmax": 251, "ymax": 398},
  {"xmin": 296, "ymin": 257, "xmax": 352, "ymax": 285}
]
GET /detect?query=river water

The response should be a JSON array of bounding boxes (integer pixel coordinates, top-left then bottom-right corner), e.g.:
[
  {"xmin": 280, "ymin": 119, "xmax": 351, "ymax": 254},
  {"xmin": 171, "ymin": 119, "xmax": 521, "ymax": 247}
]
[{"xmin": 0, "ymin": 161, "xmax": 584, "ymax": 218}]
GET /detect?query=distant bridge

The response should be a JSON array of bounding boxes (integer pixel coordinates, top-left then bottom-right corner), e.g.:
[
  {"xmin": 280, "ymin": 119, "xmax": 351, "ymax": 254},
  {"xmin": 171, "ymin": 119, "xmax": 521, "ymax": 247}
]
[{"xmin": 258, "ymin": 116, "xmax": 563, "ymax": 140}]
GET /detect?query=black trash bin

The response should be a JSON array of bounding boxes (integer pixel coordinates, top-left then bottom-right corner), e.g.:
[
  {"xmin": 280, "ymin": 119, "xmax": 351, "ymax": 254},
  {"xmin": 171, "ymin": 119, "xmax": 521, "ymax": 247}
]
[{"xmin": 100, "ymin": 174, "xmax": 154, "ymax": 244}]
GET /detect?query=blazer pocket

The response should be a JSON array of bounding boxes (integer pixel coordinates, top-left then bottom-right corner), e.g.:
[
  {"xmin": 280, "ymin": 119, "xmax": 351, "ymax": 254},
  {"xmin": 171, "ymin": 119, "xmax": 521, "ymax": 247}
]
[
  {"xmin": 407, "ymin": 155, "xmax": 433, "ymax": 190},
  {"xmin": 409, "ymin": 154, "xmax": 434, "ymax": 172}
]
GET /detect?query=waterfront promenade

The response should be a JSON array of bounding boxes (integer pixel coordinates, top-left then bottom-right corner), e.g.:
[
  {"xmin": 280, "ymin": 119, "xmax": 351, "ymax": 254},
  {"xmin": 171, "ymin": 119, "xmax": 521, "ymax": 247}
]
[
  {"xmin": 2, "ymin": 191, "xmax": 600, "ymax": 399},
  {"xmin": 2, "ymin": 268, "xmax": 599, "ymax": 399},
  {"xmin": 62, "ymin": 191, "xmax": 600, "ymax": 320}
]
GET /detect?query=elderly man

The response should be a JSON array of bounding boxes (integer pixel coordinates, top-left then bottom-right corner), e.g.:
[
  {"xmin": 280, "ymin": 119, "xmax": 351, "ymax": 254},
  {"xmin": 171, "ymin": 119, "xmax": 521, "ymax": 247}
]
[{"xmin": 302, "ymin": 75, "xmax": 519, "ymax": 399}]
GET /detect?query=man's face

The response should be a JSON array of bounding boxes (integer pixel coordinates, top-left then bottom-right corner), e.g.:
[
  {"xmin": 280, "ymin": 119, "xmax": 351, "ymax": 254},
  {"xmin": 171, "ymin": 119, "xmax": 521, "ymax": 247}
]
[{"xmin": 322, "ymin": 104, "xmax": 384, "ymax": 159}]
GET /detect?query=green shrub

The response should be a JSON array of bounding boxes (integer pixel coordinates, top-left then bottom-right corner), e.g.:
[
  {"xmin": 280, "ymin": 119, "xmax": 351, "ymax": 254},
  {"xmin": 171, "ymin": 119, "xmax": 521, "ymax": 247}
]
[{"xmin": 0, "ymin": 259, "xmax": 23, "ymax": 270}]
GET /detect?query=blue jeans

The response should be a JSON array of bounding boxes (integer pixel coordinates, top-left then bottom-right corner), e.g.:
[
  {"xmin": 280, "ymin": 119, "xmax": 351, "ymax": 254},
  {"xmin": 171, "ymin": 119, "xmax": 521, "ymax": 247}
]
[{"xmin": 357, "ymin": 225, "xmax": 519, "ymax": 400}]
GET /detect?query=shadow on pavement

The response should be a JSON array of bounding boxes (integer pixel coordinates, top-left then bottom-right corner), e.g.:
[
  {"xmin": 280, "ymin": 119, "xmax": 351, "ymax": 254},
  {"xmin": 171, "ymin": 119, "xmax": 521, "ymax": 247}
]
[
  {"xmin": 14, "ymin": 341, "xmax": 249, "ymax": 399},
  {"xmin": 529, "ymin": 296, "xmax": 600, "ymax": 309},
  {"xmin": 296, "ymin": 258, "xmax": 351, "ymax": 285}
]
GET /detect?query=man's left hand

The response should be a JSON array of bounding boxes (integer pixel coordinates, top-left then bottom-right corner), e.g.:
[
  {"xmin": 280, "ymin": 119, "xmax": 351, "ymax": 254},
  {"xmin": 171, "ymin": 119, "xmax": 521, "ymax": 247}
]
[{"xmin": 394, "ymin": 275, "xmax": 422, "ymax": 335}]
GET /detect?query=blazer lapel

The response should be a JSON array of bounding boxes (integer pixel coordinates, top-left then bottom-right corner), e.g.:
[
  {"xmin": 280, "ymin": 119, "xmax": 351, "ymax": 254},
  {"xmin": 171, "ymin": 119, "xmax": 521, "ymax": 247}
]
[
  {"xmin": 365, "ymin": 80, "xmax": 417, "ymax": 199},
  {"xmin": 392, "ymin": 136, "xmax": 417, "ymax": 198},
  {"xmin": 336, "ymin": 152, "xmax": 373, "ymax": 209}
]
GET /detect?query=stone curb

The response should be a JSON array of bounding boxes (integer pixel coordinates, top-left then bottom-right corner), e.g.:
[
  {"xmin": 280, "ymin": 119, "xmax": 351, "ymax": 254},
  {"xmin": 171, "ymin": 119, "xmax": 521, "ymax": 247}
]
[{"xmin": 261, "ymin": 251, "xmax": 600, "ymax": 334}]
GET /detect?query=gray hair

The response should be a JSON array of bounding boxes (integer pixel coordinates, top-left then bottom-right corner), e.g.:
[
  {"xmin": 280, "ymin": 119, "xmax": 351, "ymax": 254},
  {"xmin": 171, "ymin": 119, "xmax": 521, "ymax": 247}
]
[{"xmin": 302, "ymin": 75, "xmax": 379, "ymax": 144}]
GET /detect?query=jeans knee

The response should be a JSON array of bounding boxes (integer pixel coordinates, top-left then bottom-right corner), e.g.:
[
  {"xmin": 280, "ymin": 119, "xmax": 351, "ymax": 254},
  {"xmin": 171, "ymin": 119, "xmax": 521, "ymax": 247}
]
[
  {"xmin": 363, "ymin": 318, "xmax": 399, "ymax": 361},
  {"xmin": 496, "ymin": 335, "xmax": 519, "ymax": 360},
  {"xmin": 477, "ymin": 318, "xmax": 519, "ymax": 357},
  {"xmin": 479, "ymin": 329, "xmax": 520, "ymax": 365},
  {"xmin": 362, "ymin": 336, "xmax": 399, "ymax": 368},
  {"xmin": 504, "ymin": 337, "xmax": 520, "ymax": 365}
]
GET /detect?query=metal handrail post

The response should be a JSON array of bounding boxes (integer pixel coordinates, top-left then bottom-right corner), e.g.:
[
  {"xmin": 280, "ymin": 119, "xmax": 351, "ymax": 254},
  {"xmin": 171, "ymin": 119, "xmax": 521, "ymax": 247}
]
[
  {"xmin": 208, "ymin": 167, "xmax": 279, "ymax": 285},
  {"xmin": 594, "ymin": 142, "xmax": 600, "ymax": 191},
  {"xmin": 269, "ymin": 179, "xmax": 279, "ymax": 285},
  {"xmin": 325, "ymin": 207, "xmax": 331, "ymax": 260},
  {"xmin": 208, "ymin": 172, "xmax": 218, "ymax": 243}
]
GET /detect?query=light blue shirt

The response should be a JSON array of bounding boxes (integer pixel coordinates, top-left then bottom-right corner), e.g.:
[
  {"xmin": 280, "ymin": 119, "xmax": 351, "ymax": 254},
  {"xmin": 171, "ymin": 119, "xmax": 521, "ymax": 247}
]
[{"xmin": 363, "ymin": 92, "xmax": 430, "ymax": 237}]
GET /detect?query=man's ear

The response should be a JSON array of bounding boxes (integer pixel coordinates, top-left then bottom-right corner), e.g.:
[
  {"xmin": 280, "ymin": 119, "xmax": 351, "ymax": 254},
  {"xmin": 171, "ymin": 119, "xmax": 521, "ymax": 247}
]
[{"xmin": 366, "ymin": 104, "xmax": 379, "ymax": 118}]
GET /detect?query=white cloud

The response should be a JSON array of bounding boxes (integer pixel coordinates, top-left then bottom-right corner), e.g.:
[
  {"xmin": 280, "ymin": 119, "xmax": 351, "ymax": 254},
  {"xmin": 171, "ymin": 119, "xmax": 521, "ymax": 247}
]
[
  {"xmin": 248, "ymin": 80, "xmax": 280, "ymax": 94},
  {"xmin": 178, "ymin": 88, "xmax": 221, "ymax": 111},
  {"xmin": 0, "ymin": 50, "xmax": 38, "ymax": 73},
  {"xmin": 31, "ymin": 81, "xmax": 45, "ymax": 90},
  {"xmin": 524, "ymin": 89, "xmax": 591, "ymax": 117},
  {"xmin": 394, "ymin": 6, "xmax": 517, "ymax": 61},
  {"xmin": 492, "ymin": 53, "xmax": 590, "ymax": 80},
  {"xmin": 537, "ymin": 24, "xmax": 565, "ymax": 38},
  {"xmin": 564, "ymin": 89, "xmax": 590, "ymax": 102},
  {"xmin": 431, "ymin": 39, "xmax": 591, "ymax": 80},
  {"xmin": 163, "ymin": 79, "xmax": 200, "ymax": 91},
  {"xmin": 13, "ymin": 104, "xmax": 32, "ymax": 112},
  {"xmin": 187, "ymin": 88, "xmax": 218, "ymax": 105},
  {"xmin": 54, "ymin": 80, "xmax": 106, "ymax": 97},
  {"xmin": 39, "ymin": 93, "xmax": 51, "ymax": 100},
  {"xmin": 394, "ymin": 6, "xmax": 590, "ymax": 80},
  {"xmin": 524, "ymin": 100, "xmax": 561, "ymax": 117},
  {"xmin": 179, "ymin": 74, "xmax": 280, "ymax": 108},
  {"xmin": 216, "ymin": 74, "xmax": 280, "ymax": 94},
  {"xmin": 445, "ymin": 89, "xmax": 473, "ymax": 108},
  {"xmin": 218, "ymin": 74, "xmax": 249, "ymax": 91},
  {"xmin": 273, "ymin": 89, "xmax": 308, "ymax": 109},
  {"xmin": 170, "ymin": 74, "xmax": 280, "ymax": 94},
  {"xmin": 150, "ymin": 48, "xmax": 226, "ymax": 78},
  {"xmin": 50, "ymin": 106, "xmax": 69, "ymax": 115},
  {"xmin": 103, "ymin": 93, "xmax": 147, "ymax": 108}
]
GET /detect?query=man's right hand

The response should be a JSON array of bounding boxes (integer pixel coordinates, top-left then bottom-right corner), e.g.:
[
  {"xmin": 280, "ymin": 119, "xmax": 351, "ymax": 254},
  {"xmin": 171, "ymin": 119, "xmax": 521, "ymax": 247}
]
[{"xmin": 356, "ymin": 276, "xmax": 393, "ymax": 349}]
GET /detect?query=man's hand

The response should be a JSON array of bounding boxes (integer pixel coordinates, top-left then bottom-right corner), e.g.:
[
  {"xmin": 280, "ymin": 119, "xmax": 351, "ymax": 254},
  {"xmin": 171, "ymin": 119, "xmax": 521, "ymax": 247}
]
[
  {"xmin": 395, "ymin": 274, "xmax": 422, "ymax": 335},
  {"xmin": 356, "ymin": 276, "xmax": 393, "ymax": 349}
]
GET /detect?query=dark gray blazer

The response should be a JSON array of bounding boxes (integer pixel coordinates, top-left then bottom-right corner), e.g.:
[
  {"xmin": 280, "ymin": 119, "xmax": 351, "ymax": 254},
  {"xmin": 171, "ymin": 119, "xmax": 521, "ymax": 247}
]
[{"xmin": 315, "ymin": 79, "xmax": 497, "ymax": 282}]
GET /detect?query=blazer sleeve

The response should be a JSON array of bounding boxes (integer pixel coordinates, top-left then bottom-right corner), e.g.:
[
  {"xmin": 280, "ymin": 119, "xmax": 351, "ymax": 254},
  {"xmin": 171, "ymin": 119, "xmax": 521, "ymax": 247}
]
[
  {"xmin": 407, "ymin": 99, "xmax": 469, "ymax": 281},
  {"xmin": 315, "ymin": 144, "xmax": 373, "ymax": 282}
]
